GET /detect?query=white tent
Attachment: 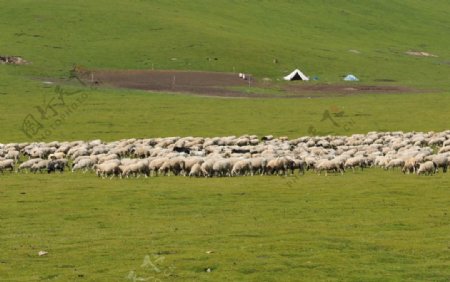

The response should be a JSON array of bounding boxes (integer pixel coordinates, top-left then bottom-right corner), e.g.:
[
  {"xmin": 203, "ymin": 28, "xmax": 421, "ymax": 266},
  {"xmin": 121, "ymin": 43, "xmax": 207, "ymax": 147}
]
[
  {"xmin": 343, "ymin": 74, "xmax": 359, "ymax": 81},
  {"xmin": 283, "ymin": 69, "xmax": 309, "ymax": 81}
]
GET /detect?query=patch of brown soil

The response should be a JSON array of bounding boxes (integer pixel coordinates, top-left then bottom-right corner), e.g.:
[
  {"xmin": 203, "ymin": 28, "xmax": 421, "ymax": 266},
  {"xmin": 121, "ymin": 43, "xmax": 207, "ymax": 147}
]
[{"xmin": 75, "ymin": 69, "xmax": 416, "ymax": 98}]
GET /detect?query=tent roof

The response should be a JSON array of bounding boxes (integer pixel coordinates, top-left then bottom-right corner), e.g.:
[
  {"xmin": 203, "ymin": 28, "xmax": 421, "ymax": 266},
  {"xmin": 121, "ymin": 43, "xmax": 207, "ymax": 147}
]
[
  {"xmin": 283, "ymin": 69, "xmax": 309, "ymax": 81},
  {"xmin": 343, "ymin": 74, "xmax": 359, "ymax": 81}
]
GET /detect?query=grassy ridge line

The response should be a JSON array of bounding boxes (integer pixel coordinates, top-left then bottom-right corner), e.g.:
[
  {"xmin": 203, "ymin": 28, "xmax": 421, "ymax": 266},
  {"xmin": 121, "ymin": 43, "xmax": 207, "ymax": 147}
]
[
  {"xmin": 0, "ymin": 170, "xmax": 449, "ymax": 281},
  {"xmin": 0, "ymin": 0, "xmax": 449, "ymax": 86}
]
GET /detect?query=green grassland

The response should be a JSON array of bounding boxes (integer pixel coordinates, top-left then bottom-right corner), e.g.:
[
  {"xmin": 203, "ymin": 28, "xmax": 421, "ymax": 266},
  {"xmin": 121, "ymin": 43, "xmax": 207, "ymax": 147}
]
[
  {"xmin": 1, "ymin": 0, "xmax": 449, "ymax": 87},
  {"xmin": 1, "ymin": 1, "xmax": 450, "ymax": 281},
  {"xmin": 1, "ymin": 171, "xmax": 449, "ymax": 281},
  {"xmin": 1, "ymin": 79, "xmax": 450, "ymax": 143}
]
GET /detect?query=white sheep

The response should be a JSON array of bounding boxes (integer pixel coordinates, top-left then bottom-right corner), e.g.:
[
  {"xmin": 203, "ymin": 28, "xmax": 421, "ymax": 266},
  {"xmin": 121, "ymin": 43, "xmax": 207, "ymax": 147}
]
[
  {"xmin": 213, "ymin": 159, "xmax": 233, "ymax": 177},
  {"xmin": 18, "ymin": 158, "xmax": 43, "ymax": 172},
  {"xmin": 425, "ymin": 155, "xmax": 448, "ymax": 173},
  {"xmin": 231, "ymin": 159, "xmax": 252, "ymax": 176},
  {"xmin": 385, "ymin": 159, "xmax": 405, "ymax": 171},
  {"xmin": 200, "ymin": 159, "xmax": 216, "ymax": 177},
  {"xmin": 95, "ymin": 162, "xmax": 120, "ymax": 179},
  {"xmin": 0, "ymin": 159, "xmax": 15, "ymax": 173},
  {"xmin": 30, "ymin": 160, "xmax": 50, "ymax": 173},
  {"xmin": 315, "ymin": 159, "xmax": 344, "ymax": 176},
  {"xmin": 189, "ymin": 163, "xmax": 203, "ymax": 177},
  {"xmin": 416, "ymin": 161, "xmax": 437, "ymax": 175},
  {"xmin": 72, "ymin": 158, "xmax": 95, "ymax": 172},
  {"xmin": 149, "ymin": 158, "xmax": 168, "ymax": 176},
  {"xmin": 120, "ymin": 161, "xmax": 149, "ymax": 178},
  {"xmin": 250, "ymin": 157, "xmax": 267, "ymax": 175}
]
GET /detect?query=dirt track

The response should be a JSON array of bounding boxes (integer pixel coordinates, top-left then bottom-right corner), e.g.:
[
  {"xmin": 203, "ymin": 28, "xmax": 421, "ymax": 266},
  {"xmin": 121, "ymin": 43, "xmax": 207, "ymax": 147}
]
[{"xmin": 77, "ymin": 69, "xmax": 415, "ymax": 98}]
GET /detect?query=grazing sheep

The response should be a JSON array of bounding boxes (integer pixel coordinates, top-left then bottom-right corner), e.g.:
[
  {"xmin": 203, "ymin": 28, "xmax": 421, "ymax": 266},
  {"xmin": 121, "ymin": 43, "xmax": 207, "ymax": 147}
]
[
  {"xmin": 132, "ymin": 146, "xmax": 152, "ymax": 158},
  {"xmin": 344, "ymin": 156, "xmax": 367, "ymax": 172},
  {"xmin": 149, "ymin": 158, "xmax": 168, "ymax": 176},
  {"xmin": 30, "ymin": 160, "xmax": 50, "ymax": 173},
  {"xmin": 72, "ymin": 158, "xmax": 95, "ymax": 172},
  {"xmin": 250, "ymin": 157, "xmax": 267, "ymax": 175},
  {"xmin": 425, "ymin": 155, "xmax": 448, "ymax": 173},
  {"xmin": 385, "ymin": 159, "xmax": 405, "ymax": 171},
  {"xmin": 47, "ymin": 159, "xmax": 67, "ymax": 173},
  {"xmin": 200, "ymin": 159, "xmax": 216, "ymax": 177},
  {"xmin": 4, "ymin": 131, "xmax": 450, "ymax": 180},
  {"xmin": 0, "ymin": 159, "xmax": 15, "ymax": 173},
  {"xmin": 402, "ymin": 157, "xmax": 420, "ymax": 174},
  {"xmin": 266, "ymin": 157, "xmax": 293, "ymax": 175},
  {"xmin": 94, "ymin": 162, "xmax": 121, "ymax": 179},
  {"xmin": 292, "ymin": 158, "xmax": 306, "ymax": 175},
  {"xmin": 159, "ymin": 157, "xmax": 185, "ymax": 176},
  {"xmin": 231, "ymin": 159, "xmax": 252, "ymax": 176},
  {"xmin": 5, "ymin": 150, "xmax": 20, "ymax": 162},
  {"xmin": 120, "ymin": 161, "xmax": 150, "ymax": 178},
  {"xmin": 315, "ymin": 159, "xmax": 344, "ymax": 176},
  {"xmin": 48, "ymin": 152, "xmax": 66, "ymax": 160},
  {"xmin": 18, "ymin": 158, "xmax": 43, "ymax": 172},
  {"xmin": 213, "ymin": 159, "xmax": 233, "ymax": 177},
  {"xmin": 416, "ymin": 161, "xmax": 437, "ymax": 175},
  {"xmin": 189, "ymin": 163, "xmax": 203, "ymax": 177},
  {"xmin": 438, "ymin": 146, "xmax": 450, "ymax": 154},
  {"xmin": 184, "ymin": 157, "xmax": 205, "ymax": 172}
]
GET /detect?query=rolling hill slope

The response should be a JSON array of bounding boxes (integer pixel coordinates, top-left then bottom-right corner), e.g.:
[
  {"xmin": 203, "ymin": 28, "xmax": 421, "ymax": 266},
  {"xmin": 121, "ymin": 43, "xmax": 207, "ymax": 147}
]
[{"xmin": 0, "ymin": 0, "xmax": 449, "ymax": 86}]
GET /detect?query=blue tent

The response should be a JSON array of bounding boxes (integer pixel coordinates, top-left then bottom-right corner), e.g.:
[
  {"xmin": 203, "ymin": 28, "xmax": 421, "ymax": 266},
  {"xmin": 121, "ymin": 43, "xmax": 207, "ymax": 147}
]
[{"xmin": 344, "ymin": 74, "xmax": 359, "ymax": 81}]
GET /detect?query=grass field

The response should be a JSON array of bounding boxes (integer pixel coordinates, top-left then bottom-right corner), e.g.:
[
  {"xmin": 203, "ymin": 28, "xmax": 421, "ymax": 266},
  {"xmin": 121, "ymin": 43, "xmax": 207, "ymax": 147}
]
[
  {"xmin": 1, "ymin": 1, "xmax": 450, "ymax": 281},
  {"xmin": 1, "ymin": 171, "xmax": 449, "ymax": 281}
]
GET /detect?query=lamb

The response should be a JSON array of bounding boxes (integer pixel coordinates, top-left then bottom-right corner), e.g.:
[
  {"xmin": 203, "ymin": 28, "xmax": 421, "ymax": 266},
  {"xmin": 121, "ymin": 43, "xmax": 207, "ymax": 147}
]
[{"xmin": 416, "ymin": 161, "xmax": 437, "ymax": 175}]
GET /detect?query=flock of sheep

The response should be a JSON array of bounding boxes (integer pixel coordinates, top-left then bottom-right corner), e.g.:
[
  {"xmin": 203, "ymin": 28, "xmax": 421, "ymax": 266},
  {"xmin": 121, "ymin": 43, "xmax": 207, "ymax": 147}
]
[{"xmin": 1, "ymin": 130, "xmax": 450, "ymax": 179}]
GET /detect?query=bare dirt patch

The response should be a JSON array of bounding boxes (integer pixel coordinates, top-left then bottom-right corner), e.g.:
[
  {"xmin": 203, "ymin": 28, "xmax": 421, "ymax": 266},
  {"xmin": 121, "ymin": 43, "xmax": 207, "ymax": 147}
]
[{"xmin": 75, "ymin": 69, "xmax": 416, "ymax": 98}]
